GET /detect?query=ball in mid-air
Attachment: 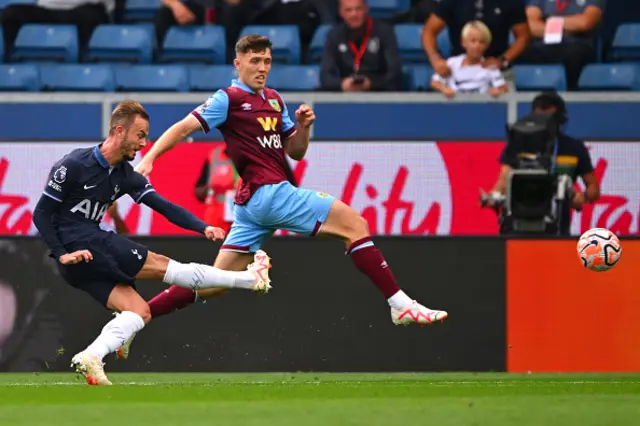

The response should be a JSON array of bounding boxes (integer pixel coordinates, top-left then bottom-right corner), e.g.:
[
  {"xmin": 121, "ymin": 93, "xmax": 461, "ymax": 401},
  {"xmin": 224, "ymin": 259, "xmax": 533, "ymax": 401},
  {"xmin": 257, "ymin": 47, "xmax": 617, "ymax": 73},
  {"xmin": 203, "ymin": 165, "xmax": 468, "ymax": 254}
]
[{"xmin": 577, "ymin": 228, "xmax": 622, "ymax": 272}]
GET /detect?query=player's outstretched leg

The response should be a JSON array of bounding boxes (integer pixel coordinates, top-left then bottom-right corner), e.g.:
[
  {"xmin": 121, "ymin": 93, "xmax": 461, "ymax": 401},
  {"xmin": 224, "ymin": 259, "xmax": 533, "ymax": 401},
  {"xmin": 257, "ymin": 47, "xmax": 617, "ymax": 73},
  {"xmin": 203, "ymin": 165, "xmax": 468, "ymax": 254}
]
[
  {"xmin": 71, "ymin": 285, "xmax": 149, "ymax": 385},
  {"xmin": 115, "ymin": 250, "xmax": 269, "ymax": 361},
  {"xmin": 138, "ymin": 250, "xmax": 271, "ymax": 294},
  {"xmin": 318, "ymin": 199, "xmax": 448, "ymax": 326}
]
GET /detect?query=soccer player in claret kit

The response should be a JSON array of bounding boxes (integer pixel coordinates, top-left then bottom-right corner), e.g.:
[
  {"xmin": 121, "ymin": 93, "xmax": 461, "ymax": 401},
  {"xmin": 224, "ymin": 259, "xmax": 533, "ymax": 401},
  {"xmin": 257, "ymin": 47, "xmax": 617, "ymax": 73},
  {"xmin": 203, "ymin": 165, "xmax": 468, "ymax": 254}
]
[
  {"xmin": 32, "ymin": 100, "xmax": 271, "ymax": 385},
  {"xmin": 130, "ymin": 34, "xmax": 448, "ymax": 357}
]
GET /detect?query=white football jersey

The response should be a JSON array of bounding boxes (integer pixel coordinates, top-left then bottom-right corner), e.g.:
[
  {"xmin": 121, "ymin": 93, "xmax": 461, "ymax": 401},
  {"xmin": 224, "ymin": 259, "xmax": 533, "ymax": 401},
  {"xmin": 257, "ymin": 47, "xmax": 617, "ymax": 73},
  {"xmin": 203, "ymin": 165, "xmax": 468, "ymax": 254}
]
[{"xmin": 432, "ymin": 54, "xmax": 506, "ymax": 93}]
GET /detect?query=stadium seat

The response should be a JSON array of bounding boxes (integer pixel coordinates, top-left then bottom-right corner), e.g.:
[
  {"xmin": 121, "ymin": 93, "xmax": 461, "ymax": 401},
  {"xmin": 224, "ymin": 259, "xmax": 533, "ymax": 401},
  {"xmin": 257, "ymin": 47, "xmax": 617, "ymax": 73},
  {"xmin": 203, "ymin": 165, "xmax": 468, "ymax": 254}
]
[
  {"xmin": 308, "ymin": 25, "xmax": 331, "ymax": 64},
  {"xmin": 12, "ymin": 25, "xmax": 78, "ymax": 63},
  {"xmin": 0, "ymin": 64, "xmax": 39, "ymax": 91},
  {"xmin": 86, "ymin": 25, "xmax": 154, "ymax": 64},
  {"xmin": 160, "ymin": 26, "xmax": 226, "ymax": 64},
  {"xmin": 405, "ymin": 64, "xmax": 433, "ymax": 91},
  {"xmin": 438, "ymin": 29, "xmax": 451, "ymax": 58},
  {"xmin": 513, "ymin": 65, "xmax": 567, "ymax": 91},
  {"xmin": 0, "ymin": 0, "xmax": 37, "ymax": 11},
  {"xmin": 124, "ymin": 0, "xmax": 161, "ymax": 21},
  {"xmin": 578, "ymin": 63, "xmax": 640, "ymax": 91},
  {"xmin": 189, "ymin": 65, "xmax": 238, "ymax": 92},
  {"xmin": 239, "ymin": 25, "xmax": 300, "ymax": 64},
  {"xmin": 40, "ymin": 64, "xmax": 115, "ymax": 91},
  {"xmin": 395, "ymin": 24, "xmax": 427, "ymax": 63},
  {"xmin": 610, "ymin": 23, "xmax": 640, "ymax": 61},
  {"xmin": 267, "ymin": 65, "xmax": 319, "ymax": 91},
  {"xmin": 0, "ymin": 31, "xmax": 3, "ymax": 63},
  {"xmin": 367, "ymin": 0, "xmax": 410, "ymax": 19},
  {"xmin": 115, "ymin": 65, "xmax": 189, "ymax": 92}
]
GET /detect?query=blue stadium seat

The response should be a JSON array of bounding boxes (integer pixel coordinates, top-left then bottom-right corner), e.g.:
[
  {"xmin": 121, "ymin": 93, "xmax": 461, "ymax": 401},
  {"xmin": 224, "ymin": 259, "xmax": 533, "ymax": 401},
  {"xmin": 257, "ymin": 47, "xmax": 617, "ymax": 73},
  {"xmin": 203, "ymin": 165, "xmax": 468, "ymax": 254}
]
[
  {"xmin": 267, "ymin": 65, "xmax": 319, "ymax": 91},
  {"xmin": 578, "ymin": 63, "xmax": 640, "ymax": 91},
  {"xmin": 405, "ymin": 64, "xmax": 432, "ymax": 91},
  {"xmin": 239, "ymin": 25, "xmax": 300, "ymax": 64},
  {"xmin": 395, "ymin": 24, "xmax": 426, "ymax": 63},
  {"xmin": 189, "ymin": 65, "xmax": 238, "ymax": 92},
  {"xmin": 160, "ymin": 26, "xmax": 226, "ymax": 64},
  {"xmin": 513, "ymin": 65, "xmax": 567, "ymax": 91},
  {"xmin": 308, "ymin": 25, "xmax": 331, "ymax": 64},
  {"xmin": 115, "ymin": 65, "xmax": 188, "ymax": 92},
  {"xmin": 124, "ymin": 0, "xmax": 161, "ymax": 21},
  {"xmin": 0, "ymin": 0, "xmax": 37, "ymax": 10},
  {"xmin": 367, "ymin": 0, "xmax": 410, "ymax": 19},
  {"xmin": 12, "ymin": 24, "xmax": 78, "ymax": 62},
  {"xmin": 86, "ymin": 25, "xmax": 154, "ymax": 64},
  {"xmin": 0, "ymin": 64, "xmax": 39, "ymax": 91},
  {"xmin": 610, "ymin": 23, "xmax": 640, "ymax": 61},
  {"xmin": 438, "ymin": 29, "xmax": 451, "ymax": 58},
  {"xmin": 0, "ymin": 31, "xmax": 3, "ymax": 63},
  {"xmin": 40, "ymin": 64, "xmax": 115, "ymax": 91}
]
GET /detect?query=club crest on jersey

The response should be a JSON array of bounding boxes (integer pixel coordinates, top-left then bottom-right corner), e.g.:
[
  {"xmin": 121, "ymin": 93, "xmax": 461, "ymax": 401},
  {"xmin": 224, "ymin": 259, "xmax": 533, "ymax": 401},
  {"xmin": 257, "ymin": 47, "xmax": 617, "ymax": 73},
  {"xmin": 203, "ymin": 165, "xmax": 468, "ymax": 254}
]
[
  {"xmin": 111, "ymin": 185, "xmax": 121, "ymax": 201},
  {"xmin": 53, "ymin": 166, "xmax": 67, "ymax": 184},
  {"xmin": 268, "ymin": 99, "xmax": 281, "ymax": 112}
]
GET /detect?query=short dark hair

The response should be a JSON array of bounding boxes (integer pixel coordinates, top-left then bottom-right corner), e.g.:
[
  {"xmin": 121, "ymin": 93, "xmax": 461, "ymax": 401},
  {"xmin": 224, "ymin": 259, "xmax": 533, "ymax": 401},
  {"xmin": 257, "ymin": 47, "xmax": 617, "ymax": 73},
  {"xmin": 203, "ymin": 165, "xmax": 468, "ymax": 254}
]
[
  {"xmin": 235, "ymin": 35, "xmax": 272, "ymax": 55},
  {"xmin": 109, "ymin": 100, "xmax": 149, "ymax": 135}
]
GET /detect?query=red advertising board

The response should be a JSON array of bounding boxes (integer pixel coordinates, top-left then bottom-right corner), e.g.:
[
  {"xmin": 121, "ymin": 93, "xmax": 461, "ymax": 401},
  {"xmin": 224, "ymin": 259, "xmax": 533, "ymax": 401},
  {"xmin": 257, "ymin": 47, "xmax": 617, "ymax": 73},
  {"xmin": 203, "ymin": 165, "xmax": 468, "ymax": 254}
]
[{"xmin": 1, "ymin": 141, "xmax": 639, "ymax": 236}]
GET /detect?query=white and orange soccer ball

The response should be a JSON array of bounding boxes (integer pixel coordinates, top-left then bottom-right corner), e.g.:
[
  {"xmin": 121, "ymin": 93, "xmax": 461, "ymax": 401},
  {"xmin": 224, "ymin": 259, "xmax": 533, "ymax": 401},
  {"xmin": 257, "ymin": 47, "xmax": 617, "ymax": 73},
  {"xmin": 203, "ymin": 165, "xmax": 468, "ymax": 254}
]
[{"xmin": 577, "ymin": 228, "xmax": 622, "ymax": 272}]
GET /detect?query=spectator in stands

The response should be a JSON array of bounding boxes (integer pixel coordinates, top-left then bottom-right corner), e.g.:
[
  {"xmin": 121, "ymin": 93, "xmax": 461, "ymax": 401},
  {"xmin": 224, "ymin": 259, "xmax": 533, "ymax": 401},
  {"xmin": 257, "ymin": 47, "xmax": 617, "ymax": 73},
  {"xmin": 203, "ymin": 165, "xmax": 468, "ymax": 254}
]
[
  {"xmin": 217, "ymin": 0, "xmax": 337, "ymax": 62},
  {"xmin": 155, "ymin": 0, "xmax": 206, "ymax": 46},
  {"xmin": 422, "ymin": 0, "xmax": 530, "ymax": 78},
  {"xmin": 0, "ymin": 0, "xmax": 112, "ymax": 61},
  {"xmin": 320, "ymin": 0, "xmax": 402, "ymax": 92},
  {"xmin": 520, "ymin": 0, "xmax": 605, "ymax": 90},
  {"xmin": 431, "ymin": 21, "xmax": 508, "ymax": 98}
]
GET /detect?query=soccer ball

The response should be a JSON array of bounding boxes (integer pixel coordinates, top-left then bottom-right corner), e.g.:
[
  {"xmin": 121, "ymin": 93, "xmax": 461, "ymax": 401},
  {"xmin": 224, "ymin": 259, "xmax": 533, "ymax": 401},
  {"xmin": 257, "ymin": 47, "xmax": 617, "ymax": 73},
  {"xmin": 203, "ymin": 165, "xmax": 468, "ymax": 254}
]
[{"xmin": 577, "ymin": 228, "xmax": 622, "ymax": 272}]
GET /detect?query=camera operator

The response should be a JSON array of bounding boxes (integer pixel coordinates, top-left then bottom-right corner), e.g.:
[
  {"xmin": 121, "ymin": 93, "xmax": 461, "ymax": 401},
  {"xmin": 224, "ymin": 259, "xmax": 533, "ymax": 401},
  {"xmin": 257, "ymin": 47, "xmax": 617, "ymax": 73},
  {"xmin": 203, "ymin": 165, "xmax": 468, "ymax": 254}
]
[{"xmin": 488, "ymin": 91, "xmax": 600, "ymax": 235}]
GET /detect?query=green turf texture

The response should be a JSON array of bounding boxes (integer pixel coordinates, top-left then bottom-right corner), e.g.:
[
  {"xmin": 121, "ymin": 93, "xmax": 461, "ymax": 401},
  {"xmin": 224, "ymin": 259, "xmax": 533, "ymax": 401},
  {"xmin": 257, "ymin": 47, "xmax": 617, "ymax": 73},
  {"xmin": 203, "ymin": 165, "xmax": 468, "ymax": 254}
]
[{"xmin": 0, "ymin": 373, "xmax": 638, "ymax": 425}]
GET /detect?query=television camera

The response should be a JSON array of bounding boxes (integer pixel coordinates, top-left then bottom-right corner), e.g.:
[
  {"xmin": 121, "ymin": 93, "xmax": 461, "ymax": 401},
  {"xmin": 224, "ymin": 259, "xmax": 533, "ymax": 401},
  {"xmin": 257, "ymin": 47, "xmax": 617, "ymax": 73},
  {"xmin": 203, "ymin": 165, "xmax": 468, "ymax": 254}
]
[{"xmin": 480, "ymin": 112, "xmax": 576, "ymax": 235}]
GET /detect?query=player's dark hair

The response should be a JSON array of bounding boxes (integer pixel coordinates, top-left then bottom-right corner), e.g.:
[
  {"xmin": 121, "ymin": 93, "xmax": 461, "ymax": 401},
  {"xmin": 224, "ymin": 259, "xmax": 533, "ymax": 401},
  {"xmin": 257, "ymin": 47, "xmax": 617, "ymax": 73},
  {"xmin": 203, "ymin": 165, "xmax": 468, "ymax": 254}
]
[
  {"xmin": 109, "ymin": 100, "xmax": 150, "ymax": 135},
  {"xmin": 235, "ymin": 35, "xmax": 272, "ymax": 55}
]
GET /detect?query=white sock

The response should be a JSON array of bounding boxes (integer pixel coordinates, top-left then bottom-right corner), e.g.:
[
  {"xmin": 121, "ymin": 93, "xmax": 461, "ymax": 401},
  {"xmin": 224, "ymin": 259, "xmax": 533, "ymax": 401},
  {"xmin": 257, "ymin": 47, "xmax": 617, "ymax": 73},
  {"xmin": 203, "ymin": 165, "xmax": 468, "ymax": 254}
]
[
  {"xmin": 85, "ymin": 311, "xmax": 145, "ymax": 360},
  {"xmin": 163, "ymin": 260, "xmax": 256, "ymax": 291},
  {"xmin": 387, "ymin": 290, "xmax": 413, "ymax": 310}
]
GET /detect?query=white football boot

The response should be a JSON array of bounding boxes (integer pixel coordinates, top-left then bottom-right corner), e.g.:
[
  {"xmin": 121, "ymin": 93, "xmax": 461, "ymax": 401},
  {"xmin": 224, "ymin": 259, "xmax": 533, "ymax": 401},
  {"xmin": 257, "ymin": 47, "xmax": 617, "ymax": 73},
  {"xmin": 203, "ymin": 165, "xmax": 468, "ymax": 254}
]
[
  {"xmin": 247, "ymin": 250, "xmax": 272, "ymax": 293},
  {"xmin": 71, "ymin": 351, "xmax": 112, "ymax": 386},
  {"xmin": 391, "ymin": 301, "xmax": 448, "ymax": 326}
]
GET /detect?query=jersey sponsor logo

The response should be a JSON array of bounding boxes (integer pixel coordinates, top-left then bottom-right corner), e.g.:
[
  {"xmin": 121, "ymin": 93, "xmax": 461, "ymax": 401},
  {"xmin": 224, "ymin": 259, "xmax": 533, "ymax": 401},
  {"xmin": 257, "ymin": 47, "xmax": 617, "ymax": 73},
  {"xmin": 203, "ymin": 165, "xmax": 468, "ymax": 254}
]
[
  {"xmin": 257, "ymin": 117, "xmax": 278, "ymax": 132},
  {"xmin": 256, "ymin": 134, "xmax": 282, "ymax": 149},
  {"xmin": 70, "ymin": 199, "xmax": 109, "ymax": 222},
  {"xmin": 268, "ymin": 99, "xmax": 281, "ymax": 112},
  {"xmin": 53, "ymin": 166, "xmax": 67, "ymax": 184}
]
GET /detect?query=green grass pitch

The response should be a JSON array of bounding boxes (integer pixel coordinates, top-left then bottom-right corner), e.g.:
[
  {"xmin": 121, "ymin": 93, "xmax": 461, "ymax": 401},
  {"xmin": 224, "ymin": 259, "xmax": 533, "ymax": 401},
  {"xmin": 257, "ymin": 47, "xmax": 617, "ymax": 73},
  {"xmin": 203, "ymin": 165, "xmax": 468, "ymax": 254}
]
[{"xmin": 0, "ymin": 373, "xmax": 639, "ymax": 425}]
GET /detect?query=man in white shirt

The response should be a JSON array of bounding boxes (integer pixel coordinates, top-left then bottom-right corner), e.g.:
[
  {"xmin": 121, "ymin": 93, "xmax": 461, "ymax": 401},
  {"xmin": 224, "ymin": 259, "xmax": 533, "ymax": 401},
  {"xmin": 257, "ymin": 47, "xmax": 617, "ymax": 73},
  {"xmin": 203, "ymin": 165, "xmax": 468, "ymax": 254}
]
[
  {"xmin": 431, "ymin": 21, "xmax": 508, "ymax": 98},
  {"xmin": 0, "ymin": 0, "xmax": 112, "ymax": 61}
]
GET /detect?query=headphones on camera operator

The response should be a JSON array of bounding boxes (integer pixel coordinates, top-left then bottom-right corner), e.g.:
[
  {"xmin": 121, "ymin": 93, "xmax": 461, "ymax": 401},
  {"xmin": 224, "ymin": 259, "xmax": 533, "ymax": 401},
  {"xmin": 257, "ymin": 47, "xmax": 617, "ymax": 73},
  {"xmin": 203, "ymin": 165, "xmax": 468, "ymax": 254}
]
[{"xmin": 482, "ymin": 92, "xmax": 576, "ymax": 235}]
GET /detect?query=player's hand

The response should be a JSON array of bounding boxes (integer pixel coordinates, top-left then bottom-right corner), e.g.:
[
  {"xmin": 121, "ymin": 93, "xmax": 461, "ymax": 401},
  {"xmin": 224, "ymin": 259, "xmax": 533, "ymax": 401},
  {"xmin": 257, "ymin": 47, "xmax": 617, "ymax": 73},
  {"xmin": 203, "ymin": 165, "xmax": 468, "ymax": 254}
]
[
  {"xmin": 204, "ymin": 226, "xmax": 226, "ymax": 241},
  {"xmin": 295, "ymin": 104, "xmax": 315, "ymax": 128},
  {"xmin": 134, "ymin": 159, "xmax": 153, "ymax": 177},
  {"xmin": 59, "ymin": 250, "xmax": 93, "ymax": 265}
]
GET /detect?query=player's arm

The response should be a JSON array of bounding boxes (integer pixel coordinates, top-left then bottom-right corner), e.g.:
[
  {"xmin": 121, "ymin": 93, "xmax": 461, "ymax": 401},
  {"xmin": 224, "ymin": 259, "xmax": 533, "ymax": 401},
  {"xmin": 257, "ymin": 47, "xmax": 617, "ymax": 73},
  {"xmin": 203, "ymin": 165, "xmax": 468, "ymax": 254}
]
[
  {"xmin": 32, "ymin": 159, "xmax": 88, "ymax": 262},
  {"xmin": 283, "ymin": 99, "xmax": 315, "ymax": 161},
  {"xmin": 128, "ymin": 172, "xmax": 211, "ymax": 235},
  {"xmin": 137, "ymin": 91, "xmax": 229, "ymax": 175}
]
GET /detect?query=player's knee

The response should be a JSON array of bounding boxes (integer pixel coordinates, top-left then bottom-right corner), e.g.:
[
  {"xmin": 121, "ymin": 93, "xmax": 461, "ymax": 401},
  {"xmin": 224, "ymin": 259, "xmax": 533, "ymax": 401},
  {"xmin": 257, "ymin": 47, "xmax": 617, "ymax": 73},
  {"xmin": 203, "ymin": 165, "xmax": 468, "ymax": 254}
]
[
  {"xmin": 349, "ymin": 215, "xmax": 370, "ymax": 240},
  {"xmin": 131, "ymin": 302, "xmax": 152, "ymax": 324}
]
